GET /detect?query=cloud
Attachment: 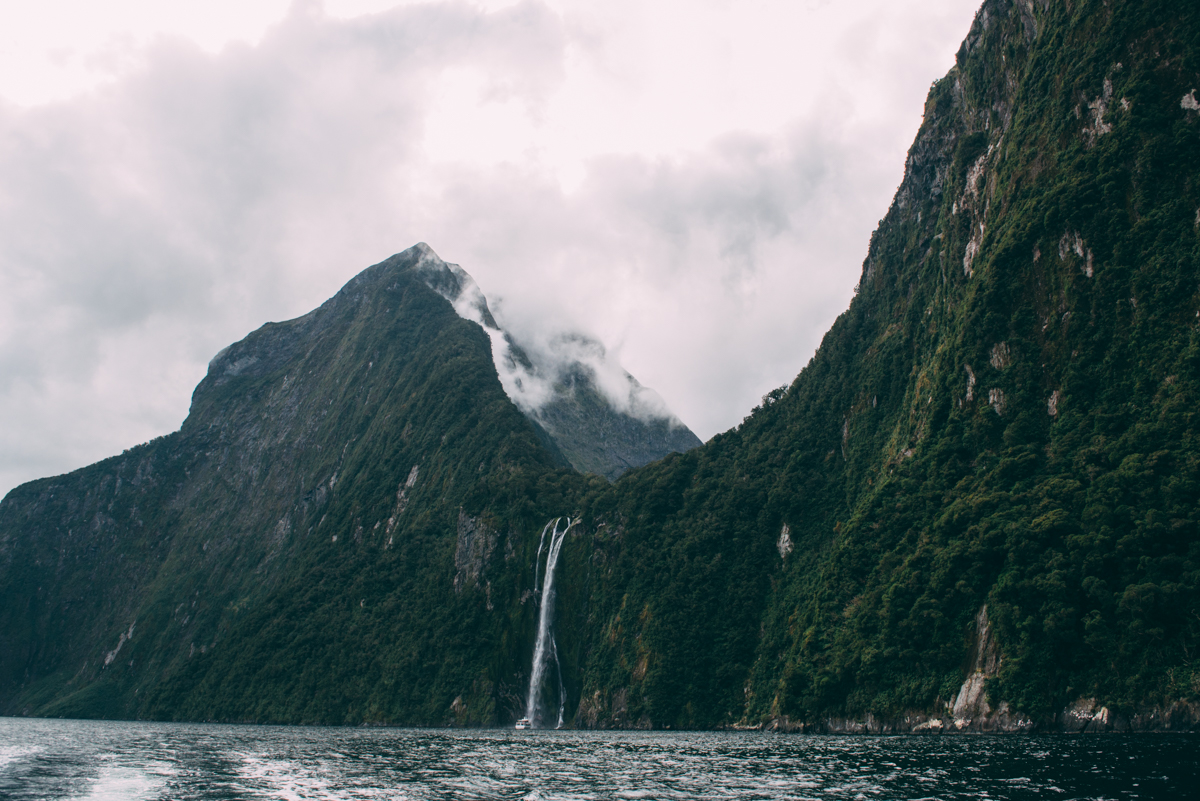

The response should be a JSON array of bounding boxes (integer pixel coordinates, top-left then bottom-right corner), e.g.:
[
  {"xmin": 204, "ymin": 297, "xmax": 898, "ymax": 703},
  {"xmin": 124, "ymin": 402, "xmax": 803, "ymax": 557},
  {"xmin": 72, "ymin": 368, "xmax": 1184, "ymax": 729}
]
[
  {"xmin": 416, "ymin": 243, "xmax": 674, "ymax": 424},
  {"xmin": 418, "ymin": 115, "xmax": 889, "ymax": 436},
  {"xmin": 0, "ymin": 0, "xmax": 981, "ymax": 497}
]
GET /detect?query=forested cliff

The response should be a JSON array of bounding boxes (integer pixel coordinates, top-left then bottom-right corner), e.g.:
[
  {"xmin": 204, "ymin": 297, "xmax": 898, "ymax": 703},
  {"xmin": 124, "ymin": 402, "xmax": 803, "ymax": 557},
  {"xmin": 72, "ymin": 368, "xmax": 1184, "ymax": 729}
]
[
  {"xmin": 2, "ymin": 0, "xmax": 1197, "ymax": 731},
  {"xmin": 564, "ymin": 0, "xmax": 1200, "ymax": 731}
]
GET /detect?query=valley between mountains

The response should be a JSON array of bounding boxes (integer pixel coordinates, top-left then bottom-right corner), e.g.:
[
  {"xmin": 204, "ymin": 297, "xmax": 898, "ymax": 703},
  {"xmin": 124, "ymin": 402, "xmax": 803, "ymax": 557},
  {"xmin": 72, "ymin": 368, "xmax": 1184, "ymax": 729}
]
[{"xmin": 2, "ymin": 0, "xmax": 1198, "ymax": 732}]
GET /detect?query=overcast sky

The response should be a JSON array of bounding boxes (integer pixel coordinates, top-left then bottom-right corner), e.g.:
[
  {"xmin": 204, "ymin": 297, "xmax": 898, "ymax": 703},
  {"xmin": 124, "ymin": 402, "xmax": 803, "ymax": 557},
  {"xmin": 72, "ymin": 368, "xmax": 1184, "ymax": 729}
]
[{"xmin": 0, "ymin": 0, "xmax": 981, "ymax": 497}]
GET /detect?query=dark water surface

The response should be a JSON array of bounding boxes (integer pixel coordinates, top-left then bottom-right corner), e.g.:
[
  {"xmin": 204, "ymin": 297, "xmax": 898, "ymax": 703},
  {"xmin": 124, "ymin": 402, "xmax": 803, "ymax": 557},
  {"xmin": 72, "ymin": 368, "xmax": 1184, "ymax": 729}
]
[{"xmin": 0, "ymin": 717, "xmax": 1195, "ymax": 800}]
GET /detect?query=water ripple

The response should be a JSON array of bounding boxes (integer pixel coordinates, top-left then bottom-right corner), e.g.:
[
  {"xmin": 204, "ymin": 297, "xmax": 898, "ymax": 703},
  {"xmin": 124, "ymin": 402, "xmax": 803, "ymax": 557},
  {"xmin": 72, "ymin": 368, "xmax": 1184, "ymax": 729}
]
[{"xmin": 0, "ymin": 718, "xmax": 1195, "ymax": 800}]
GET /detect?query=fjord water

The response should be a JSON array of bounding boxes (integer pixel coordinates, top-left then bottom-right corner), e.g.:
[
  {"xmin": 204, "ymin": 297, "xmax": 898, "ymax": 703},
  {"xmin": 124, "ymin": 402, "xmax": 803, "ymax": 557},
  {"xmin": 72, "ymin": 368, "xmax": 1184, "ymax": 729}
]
[{"xmin": 1, "ymin": 718, "xmax": 1195, "ymax": 800}]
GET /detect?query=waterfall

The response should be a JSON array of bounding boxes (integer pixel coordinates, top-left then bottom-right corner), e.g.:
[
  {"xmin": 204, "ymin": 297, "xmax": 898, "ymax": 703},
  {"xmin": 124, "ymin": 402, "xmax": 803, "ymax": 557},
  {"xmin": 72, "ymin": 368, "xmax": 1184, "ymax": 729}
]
[
  {"xmin": 525, "ymin": 516, "xmax": 575, "ymax": 727},
  {"xmin": 533, "ymin": 519, "xmax": 553, "ymax": 591}
]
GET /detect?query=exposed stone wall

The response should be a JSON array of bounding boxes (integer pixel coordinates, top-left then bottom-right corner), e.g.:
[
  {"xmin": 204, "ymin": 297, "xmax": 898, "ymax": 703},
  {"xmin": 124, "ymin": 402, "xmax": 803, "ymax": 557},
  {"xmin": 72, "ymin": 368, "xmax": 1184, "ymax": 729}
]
[{"xmin": 453, "ymin": 510, "xmax": 496, "ymax": 597}]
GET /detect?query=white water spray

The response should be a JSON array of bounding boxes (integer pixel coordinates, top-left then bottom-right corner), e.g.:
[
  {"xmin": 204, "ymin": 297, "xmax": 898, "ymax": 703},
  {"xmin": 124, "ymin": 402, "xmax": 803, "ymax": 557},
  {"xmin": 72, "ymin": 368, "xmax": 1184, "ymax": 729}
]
[
  {"xmin": 525, "ymin": 516, "xmax": 575, "ymax": 727},
  {"xmin": 533, "ymin": 519, "xmax": 553, "ymax": 591}
]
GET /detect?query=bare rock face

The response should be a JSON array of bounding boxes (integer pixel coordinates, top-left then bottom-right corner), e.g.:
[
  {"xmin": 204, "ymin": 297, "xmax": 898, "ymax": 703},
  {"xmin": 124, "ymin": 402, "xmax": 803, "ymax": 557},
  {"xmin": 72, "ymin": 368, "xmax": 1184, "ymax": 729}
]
[
  {"xmin": 1126, "ymin": 701, "xmax": 1200, "ymax": 732},
  {"xmin": 757, "ymin": 604, "xmax": 1200, "ymax": 733},
  {"xmin": 453, "ymin": 510, "xmax": 496, "ymax": 595},
  {"xmin": 935, "ymin": 606, "xmax": 1034, "ymax": 732},
  {"xmin": 1057, "ymin": 698, "xmax": 1200, "ymax": 733},
  {"xmin": 575, "ymin": 686, "xmax": 650, "ymax": 730},
  {"xmin": 527, "ymin": 364, "xmax": 702, "ymax": 481},
  {"xmin": 1061, "ymin": 698, "xmax": 1118, "ymax": 733},
  {"xmin": 948, "ymin": 606, "xmax": 1006, "ymax": 729}
]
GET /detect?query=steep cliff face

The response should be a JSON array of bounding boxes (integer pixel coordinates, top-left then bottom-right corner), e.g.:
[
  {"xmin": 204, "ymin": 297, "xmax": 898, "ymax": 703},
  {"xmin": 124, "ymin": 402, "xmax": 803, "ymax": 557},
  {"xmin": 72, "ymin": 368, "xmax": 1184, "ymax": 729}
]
[
  {"xmin": 2, "ymin": 0, "xmax": 1197, "ymax": 731},
  {"xmin": 558, "ymin": 0, "xmax": 1200, "ymax": 730}
]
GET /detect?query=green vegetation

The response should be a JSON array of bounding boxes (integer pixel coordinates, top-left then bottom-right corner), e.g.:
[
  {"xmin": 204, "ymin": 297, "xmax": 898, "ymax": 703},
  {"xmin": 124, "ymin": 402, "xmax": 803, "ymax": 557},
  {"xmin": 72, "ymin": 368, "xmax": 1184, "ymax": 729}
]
[
  {"xmin": 558, "ymin": 0, "xmax": 1200, "ymax": 726},
  {"xmin": 0, "ymin": 251, "xmax": 596, "ymax": 724},
  {"xmin": 1, "ymin": 0, "xmax": 1197, "ymax": 728}
]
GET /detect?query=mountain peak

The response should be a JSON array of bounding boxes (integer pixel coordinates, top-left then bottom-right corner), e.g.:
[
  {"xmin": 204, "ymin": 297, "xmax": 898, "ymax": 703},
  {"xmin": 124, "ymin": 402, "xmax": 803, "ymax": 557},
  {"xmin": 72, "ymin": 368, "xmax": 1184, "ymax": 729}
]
[{"xmin": 406, "ymin": 245, "xmax": 701, "ymax": 479}]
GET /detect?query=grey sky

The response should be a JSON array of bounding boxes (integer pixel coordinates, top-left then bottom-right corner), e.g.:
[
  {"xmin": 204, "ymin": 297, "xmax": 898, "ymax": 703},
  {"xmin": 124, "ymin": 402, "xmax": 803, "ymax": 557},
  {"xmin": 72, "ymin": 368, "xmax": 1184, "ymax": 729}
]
[{"xmin": 0, "ymin": 0, "xmax": 981, "ymax": 497}]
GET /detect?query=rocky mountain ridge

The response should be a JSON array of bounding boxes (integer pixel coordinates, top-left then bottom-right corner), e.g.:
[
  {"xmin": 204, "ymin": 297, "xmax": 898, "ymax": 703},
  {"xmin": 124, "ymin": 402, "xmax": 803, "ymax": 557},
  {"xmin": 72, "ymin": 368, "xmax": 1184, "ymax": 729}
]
[
  {"xmin": 1, "ymin": 0, "xmax": 1197, "ymax": 731},
  {"xmin": 410, "ymin": 242, "xmax": 702, "ymax": 480}
]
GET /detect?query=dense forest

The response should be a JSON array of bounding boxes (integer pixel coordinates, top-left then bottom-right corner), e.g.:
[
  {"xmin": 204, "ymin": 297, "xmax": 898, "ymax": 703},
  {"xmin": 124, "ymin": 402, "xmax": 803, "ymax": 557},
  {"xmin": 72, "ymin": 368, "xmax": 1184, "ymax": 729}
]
[
  {"xmin": 1, "ymin": 0, "xmax": 1197, "ymax": 731},
  {"xmin": 560, "ymin": 0, "xmax": 1200, "ymax": 729}
]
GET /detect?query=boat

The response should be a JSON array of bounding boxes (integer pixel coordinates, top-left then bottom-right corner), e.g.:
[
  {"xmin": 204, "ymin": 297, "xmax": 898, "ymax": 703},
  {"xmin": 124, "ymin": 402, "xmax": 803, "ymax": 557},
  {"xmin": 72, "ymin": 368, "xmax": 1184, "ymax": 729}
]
[{"xmin": 515, "ymin": 717, "xmax": 532, "ymax": 730}]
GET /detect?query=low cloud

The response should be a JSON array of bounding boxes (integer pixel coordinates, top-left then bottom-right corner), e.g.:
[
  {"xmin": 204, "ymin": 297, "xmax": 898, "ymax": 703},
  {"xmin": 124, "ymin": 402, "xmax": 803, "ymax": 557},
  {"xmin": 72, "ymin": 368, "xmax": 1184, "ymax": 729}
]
[
  {"xmin": 0, "ymin": 0, "xmax": 980, "ymax": 496},
  {"xmin": 417, "ymin": 244, "xmax": 673, "ymax": 424}
]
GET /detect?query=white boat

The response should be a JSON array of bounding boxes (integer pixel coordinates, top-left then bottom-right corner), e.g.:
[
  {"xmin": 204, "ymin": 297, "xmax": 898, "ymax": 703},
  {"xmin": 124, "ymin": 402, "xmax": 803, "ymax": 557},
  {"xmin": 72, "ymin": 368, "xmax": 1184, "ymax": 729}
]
[{"xmin": 514, "ymin": 717, "xmax": 532, "ymax": 730}]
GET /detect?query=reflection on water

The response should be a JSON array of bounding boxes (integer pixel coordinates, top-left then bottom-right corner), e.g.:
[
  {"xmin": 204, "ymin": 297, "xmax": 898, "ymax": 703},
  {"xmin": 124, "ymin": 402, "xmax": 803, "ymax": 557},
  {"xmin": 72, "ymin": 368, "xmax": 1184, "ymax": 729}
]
[{"xmin": 0, "ymin": 717, "xmax": 1195, "ymax": 800}]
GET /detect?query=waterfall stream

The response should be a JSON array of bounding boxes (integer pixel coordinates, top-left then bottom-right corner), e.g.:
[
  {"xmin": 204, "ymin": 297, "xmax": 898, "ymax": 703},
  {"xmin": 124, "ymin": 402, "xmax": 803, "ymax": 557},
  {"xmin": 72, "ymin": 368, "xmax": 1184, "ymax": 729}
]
[{"xmin": 525, "ymin": 516, "xmax": 575, "ymax": 727}]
